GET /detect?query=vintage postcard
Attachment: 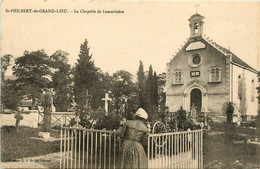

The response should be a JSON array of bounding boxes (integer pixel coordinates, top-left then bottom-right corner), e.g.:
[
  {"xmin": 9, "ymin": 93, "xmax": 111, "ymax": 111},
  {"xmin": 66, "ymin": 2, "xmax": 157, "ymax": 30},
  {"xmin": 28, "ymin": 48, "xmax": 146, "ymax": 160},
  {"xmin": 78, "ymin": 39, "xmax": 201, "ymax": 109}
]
[{"xmin": 1, "ymin": 0, "xmax": 259, "ymax": 168}]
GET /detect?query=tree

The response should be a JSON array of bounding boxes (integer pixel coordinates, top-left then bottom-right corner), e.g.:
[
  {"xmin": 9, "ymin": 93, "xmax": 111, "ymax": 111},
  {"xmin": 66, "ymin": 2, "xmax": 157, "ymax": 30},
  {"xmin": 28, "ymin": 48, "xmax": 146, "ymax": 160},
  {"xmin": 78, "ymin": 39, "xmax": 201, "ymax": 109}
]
[
  {"xmin": 50, "ymin": 50, "xmax": 72, "ymax": 112},
  {"xmin": 1, "ymin": 79, "xmax": 22, "ymax": 111},
  {"xmin": 73, "ymin": 39, "xmax": 99, "ymax": 115},
  {"xmin": 110, "ymin": 70, "xmax": 136, "ymax": 117},
  {"xmin": 1, "ymin": 54, "xmax": 13, "ymax": 84},
  {"xmin": 12, "ymin": 50, "xmax": 52, "ymax": 106},
  {"xmin": 151, "ymin": 71, "xmax": 158, "ymax": 106},
  {"xmin": 137, "ymin": 61, "xmax": 147, "ymax": 110},
  {"xmin": 145, "ymin": 65, "xmax": 153, "ymax": 112},
  {"xmin": 1, "ymin": 54, "xmax": 21, "ymax": 111},
  {"xmin": 89, "ymin": 71, "xmax": 113, "ymax": 110}
]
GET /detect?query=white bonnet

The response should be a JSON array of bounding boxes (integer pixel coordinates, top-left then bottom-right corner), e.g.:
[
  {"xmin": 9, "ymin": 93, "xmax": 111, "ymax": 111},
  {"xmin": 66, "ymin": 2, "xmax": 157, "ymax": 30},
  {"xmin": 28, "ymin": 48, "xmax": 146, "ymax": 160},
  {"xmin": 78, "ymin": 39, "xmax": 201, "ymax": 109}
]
[{"xmin": 135, "ymin": 108, "xmax": 148, "ymax": 120}]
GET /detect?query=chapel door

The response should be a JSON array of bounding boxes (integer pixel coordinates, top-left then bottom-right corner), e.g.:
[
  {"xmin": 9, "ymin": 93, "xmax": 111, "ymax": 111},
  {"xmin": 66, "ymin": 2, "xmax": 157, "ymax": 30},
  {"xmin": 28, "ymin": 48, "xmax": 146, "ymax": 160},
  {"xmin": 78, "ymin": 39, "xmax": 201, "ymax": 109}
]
[{"xmin": 190, "ymin": 88, "xmax": 202, "ymax": 113}]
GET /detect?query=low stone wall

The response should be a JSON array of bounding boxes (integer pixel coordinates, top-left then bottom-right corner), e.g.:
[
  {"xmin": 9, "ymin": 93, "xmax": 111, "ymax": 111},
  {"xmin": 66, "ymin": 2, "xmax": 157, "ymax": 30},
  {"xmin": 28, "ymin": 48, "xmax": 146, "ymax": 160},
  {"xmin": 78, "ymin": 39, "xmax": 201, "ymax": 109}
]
[{"xmin": 0, "ymin": 112, "xmax": 39, "ymax": 128}]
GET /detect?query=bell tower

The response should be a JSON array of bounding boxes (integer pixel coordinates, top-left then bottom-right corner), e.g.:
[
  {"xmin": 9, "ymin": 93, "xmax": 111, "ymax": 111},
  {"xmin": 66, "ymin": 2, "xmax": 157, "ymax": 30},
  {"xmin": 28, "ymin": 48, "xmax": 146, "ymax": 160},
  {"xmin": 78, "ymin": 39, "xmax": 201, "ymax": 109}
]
[{"xmin": 189, "ymin": 14, "xmax": 205, "ymax": 38}]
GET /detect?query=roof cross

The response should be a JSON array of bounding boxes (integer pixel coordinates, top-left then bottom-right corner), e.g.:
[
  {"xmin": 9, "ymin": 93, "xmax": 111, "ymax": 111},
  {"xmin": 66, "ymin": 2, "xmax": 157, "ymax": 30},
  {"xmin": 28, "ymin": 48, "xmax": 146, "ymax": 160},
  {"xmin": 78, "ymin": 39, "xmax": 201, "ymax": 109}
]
[{"xmin": 194, "ymin": 3, "xmax": 200, "ymax": 14}]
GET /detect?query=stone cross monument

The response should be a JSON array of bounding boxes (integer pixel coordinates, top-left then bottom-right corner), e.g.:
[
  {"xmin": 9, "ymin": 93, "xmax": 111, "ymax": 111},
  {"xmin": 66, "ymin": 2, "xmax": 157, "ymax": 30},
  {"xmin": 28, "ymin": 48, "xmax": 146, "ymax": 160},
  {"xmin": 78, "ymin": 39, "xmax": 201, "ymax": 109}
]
[{"xmin": 102, "ymin": 93, "xmax": 112, "ymax": 115}]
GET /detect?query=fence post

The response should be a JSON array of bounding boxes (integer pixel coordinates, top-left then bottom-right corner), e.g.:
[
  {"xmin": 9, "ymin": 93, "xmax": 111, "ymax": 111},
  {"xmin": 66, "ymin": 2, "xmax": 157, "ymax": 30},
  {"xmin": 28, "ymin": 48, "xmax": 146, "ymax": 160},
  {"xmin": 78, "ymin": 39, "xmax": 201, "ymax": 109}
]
[{"xmin": 60, "ymin": 128, "xmax": 63, "ymax": 169}]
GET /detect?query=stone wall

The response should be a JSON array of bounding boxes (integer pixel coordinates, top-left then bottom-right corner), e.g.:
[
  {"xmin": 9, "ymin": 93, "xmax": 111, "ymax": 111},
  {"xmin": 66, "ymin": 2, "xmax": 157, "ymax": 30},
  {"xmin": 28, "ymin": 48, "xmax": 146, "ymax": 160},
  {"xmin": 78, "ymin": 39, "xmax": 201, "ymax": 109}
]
[{"xmin": 1, "ymin": 111, "xmax": 39, "ymax": 128}]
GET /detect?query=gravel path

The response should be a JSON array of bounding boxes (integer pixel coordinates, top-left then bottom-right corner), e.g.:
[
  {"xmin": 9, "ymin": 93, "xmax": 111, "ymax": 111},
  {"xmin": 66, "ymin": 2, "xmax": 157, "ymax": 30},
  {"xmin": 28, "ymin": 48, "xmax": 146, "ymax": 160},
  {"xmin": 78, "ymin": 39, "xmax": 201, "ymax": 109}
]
[{"xmin": 1, "ymin": 152, "xmax": 60, "ymax": 169}]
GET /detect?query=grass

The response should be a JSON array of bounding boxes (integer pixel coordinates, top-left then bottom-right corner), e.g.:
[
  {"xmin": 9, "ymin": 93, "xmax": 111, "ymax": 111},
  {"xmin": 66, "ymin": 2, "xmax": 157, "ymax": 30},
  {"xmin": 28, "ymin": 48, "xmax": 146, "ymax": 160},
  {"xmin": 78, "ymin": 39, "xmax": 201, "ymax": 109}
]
[
  {"xmin": 203, "ymin": 123, "xmax": 260, "ymax": 168},
  {"xmin": 1, "ymin": 123, "xmax": 259, "ymax": 168},
  {"xmin": 1, "ymin": 126, "xmax": 60, "ymax": 162}
]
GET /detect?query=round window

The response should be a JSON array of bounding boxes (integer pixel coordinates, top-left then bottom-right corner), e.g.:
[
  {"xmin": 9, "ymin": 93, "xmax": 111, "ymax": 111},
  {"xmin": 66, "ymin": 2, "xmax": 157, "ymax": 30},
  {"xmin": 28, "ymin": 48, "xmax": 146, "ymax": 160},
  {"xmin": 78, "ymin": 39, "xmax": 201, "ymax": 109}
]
[
  {"xmin": 192, "ymin": 55, "xmax": 201, "ymax": 64},
  {"xmin": 188, "ymin": 54, "xmax": 202, "ymax": 67}
]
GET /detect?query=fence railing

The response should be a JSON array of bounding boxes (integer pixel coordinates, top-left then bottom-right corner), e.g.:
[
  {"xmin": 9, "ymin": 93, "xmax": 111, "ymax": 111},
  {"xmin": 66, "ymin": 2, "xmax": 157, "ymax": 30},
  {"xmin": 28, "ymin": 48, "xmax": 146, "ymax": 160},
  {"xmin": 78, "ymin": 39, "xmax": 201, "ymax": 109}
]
[
  {"xmin": 38, "ymin": 112, "xmax": 75, "ymax": 127},
  {"xmin": 60, "ymin": 127, "xmax": 121, "ymax": 169},
  {"xmin": 60, "ymin": 128, "xmax": 203, "ymax": 169},
  {"xmin": 148, "ymin": 130, "xmax": 203, "ymax": 168}
]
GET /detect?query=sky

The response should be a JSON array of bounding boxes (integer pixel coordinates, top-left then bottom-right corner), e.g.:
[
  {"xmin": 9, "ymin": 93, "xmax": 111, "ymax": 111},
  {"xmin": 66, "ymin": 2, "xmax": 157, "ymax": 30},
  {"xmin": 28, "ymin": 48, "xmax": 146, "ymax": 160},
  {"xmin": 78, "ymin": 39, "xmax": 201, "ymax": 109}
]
[{"xmin": 1, "ymin": 0, "xmax": 260, "ymax": 77}]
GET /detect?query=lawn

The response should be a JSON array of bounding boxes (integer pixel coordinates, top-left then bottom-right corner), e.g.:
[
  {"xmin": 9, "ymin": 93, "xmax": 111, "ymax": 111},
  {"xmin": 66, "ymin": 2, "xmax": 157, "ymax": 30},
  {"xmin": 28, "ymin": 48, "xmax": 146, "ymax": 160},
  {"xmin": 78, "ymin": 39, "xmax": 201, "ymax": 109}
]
[
  {"xmin": 1, "ymin": 126, "xmax": 60, "ymax": 162},
  {"xmin": 203, "ymin": 123, "xmax": 260, "ymax": 169}
]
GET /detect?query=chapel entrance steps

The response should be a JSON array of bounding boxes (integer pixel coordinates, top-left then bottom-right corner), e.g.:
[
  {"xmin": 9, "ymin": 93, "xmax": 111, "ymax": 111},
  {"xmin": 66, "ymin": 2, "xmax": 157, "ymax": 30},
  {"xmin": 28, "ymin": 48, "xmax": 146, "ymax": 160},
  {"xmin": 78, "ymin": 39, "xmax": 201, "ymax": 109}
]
[{"xmin": 60, "ymin": 128, "xmax": 203, "ymax": 169}]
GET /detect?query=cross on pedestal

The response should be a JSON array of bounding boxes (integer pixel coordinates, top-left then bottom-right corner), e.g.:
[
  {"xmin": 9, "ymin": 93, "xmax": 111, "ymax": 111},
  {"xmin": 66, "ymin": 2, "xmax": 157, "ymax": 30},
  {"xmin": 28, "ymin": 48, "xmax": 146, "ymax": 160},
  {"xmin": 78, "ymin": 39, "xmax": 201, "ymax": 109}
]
[{"xmin": 102, "ymin": 93, "xmax": 112, "ymax": 115}]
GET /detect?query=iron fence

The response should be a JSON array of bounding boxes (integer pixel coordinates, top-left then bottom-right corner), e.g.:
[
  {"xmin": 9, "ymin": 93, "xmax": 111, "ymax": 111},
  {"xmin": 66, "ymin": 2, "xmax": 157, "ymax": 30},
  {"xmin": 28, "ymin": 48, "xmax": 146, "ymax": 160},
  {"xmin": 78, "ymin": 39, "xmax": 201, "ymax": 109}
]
[
  {"xmin": 148, "ymin": 130, "xmax": 203, "ymax": 168},
  {"xmin": 38, "ymin": 112, "xmax": 75, "ymax": 127},
  {"xmin": 60, "ymin": 127, "xmax": 121, "ymax": 169},
  {"xmin": 60, "ymin": 128, "xmax": 203, "ymax": 169}
]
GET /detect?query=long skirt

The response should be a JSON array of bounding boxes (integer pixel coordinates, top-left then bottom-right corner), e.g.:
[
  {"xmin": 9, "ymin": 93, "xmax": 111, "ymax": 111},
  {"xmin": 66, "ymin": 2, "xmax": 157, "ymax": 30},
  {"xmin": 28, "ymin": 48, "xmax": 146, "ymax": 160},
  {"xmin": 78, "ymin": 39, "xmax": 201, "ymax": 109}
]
[{"xmin": 121, "ymin": 140, "xmax": 148, "ymax": 169}]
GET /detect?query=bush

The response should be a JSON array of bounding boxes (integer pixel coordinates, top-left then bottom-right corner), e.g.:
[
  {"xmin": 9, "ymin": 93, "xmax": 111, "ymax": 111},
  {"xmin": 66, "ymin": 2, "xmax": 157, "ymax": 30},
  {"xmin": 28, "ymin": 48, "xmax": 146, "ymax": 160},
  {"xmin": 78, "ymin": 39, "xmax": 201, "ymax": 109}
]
[
  {"xmin": 176, "ymin": 107, "xmax": 194, "ymax": 131},
  {"xmin": 94, "ymin": 113, "xmax": 120, "ymax": 130}
]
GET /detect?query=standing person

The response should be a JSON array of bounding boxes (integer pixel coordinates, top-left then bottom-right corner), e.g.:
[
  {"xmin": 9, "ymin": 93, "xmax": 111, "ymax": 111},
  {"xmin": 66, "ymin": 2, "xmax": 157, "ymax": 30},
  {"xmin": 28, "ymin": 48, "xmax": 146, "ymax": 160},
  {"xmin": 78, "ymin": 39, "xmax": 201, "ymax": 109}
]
[{"xmin": 118, "ymin": 108, "xmax": 149, "ymax": 169}]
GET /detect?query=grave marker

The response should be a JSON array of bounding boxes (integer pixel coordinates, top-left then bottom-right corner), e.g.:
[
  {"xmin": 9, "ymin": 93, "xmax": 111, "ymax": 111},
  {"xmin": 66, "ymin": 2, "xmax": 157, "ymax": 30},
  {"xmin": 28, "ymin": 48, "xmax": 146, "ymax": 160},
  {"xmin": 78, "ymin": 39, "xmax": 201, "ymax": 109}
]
[{"xmin": 102, "ymin": 93, "xmax": 112, "ymax": 115}]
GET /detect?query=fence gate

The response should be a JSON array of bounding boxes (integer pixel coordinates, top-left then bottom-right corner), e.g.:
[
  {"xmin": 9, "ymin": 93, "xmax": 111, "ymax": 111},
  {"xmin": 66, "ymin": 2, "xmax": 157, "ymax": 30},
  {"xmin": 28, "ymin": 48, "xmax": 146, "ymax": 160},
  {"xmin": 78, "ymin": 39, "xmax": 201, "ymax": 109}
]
[
  {"xmin": 60, "ymin": 128, "xmax": 203, "ymax": 169},
  {"xmin": 148, "ymin": 130, "xmax": 203, "ymax": 168}
]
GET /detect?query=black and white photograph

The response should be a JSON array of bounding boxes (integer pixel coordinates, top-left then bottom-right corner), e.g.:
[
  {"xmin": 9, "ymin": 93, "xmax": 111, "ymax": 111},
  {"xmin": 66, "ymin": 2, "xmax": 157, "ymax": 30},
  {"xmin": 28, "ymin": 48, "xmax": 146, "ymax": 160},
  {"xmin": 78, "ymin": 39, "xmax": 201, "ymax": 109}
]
[{"xmin": 1, "ymin": 0, "xmax": 260, "ymax": 168}]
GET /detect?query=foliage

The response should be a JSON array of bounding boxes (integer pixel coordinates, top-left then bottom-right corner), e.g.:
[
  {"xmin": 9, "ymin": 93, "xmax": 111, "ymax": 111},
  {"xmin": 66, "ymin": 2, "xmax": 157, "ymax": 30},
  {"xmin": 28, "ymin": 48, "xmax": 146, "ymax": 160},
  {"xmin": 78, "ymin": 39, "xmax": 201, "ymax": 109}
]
[
  {"xmin": 94, "ymin": 113, "xmax": 121, "ymax": 130},
  {"xmin": 137, "ymin": 61, "xmax": 146, "ymax": 109},
  {"xmin": 152, "ymin": 72, "xmax": 158, "ymax": 106},
  {"xmin": 176, "ymin": 107, "xmax": 194, "ymax": 130},
  {"xmin": 1, "ymin": 54, "xmax": 21, "ymax": 111},
  {"xmin": 1, "ymin": 79, "xmax": 22, "ymax": 111},
  {"xmin": 73, "ymin": 39, "xmax": 99, "ymax": 115},
  {"xmin": 1, "ymin": 54, "xmax": 13, "ymax": 84},
  {"xmin": 12, "ymin": 50, "xmax": 52, "ymax": 106},
  {"xmin": 50, "ymin": 50, "xmax": 73, "ymax": 112},
  {"xmin": 137, "ymin": 62, "xmax": 160, "ymax": 121},
  {"xmin": 110, "ymin": 70, "xmax": 137, "ymax": 116},
  {"xmin": 89, "ymin": 71, "xmax": 113, "ymax": 109}
]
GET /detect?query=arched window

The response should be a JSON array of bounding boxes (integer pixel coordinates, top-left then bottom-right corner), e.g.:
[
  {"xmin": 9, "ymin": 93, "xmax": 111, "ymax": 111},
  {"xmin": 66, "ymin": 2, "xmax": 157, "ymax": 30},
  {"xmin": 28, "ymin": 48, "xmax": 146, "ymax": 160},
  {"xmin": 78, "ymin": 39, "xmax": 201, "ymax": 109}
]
[
  {"xmin": 173, "ymin": 71, "xmax": 183, "ymax": 85},
  {"xmin": 251, "ymin": 79, "xmax": 255, "ymax": 102},
  {"xmin": 209, "ymin": 67, "xmax": 221, "ymax": 82},
  {"xmin": 238, "ymin": 75, "xmax": 242, "ymax": 99}
]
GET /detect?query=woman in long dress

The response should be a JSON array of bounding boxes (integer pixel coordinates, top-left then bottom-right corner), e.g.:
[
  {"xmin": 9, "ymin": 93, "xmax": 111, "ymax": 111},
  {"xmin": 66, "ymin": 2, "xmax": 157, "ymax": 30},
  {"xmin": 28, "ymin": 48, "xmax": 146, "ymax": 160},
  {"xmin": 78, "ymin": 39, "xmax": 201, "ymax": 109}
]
[{"xmin": 119, "ymin": 108, "xmax": 149, "ymax": 169}]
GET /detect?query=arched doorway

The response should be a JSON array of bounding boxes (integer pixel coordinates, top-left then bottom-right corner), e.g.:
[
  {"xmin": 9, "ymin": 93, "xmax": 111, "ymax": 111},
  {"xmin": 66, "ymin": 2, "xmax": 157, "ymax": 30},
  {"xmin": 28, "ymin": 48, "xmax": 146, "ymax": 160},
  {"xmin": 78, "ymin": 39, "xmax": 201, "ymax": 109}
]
[{"xmin": 190, "ymin": 88, "xmax": 202, "ymax": 113}]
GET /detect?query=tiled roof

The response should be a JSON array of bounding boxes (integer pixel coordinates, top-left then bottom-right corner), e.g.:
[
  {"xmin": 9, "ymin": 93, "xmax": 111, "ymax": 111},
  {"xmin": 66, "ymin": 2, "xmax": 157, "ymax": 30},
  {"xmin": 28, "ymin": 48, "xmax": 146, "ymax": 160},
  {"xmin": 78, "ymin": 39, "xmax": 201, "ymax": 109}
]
[{"xmin": 202, "ymin": 36, "xmax": 258, "ymax": 73}]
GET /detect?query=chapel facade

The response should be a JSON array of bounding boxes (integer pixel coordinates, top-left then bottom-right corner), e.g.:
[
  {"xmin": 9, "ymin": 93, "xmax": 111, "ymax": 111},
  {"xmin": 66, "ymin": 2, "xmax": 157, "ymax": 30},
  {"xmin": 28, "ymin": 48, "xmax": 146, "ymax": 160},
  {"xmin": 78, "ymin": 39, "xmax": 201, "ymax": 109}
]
[{"xmin": 166, "ymin": 13, "xmax": 259, "ymax": 121}]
